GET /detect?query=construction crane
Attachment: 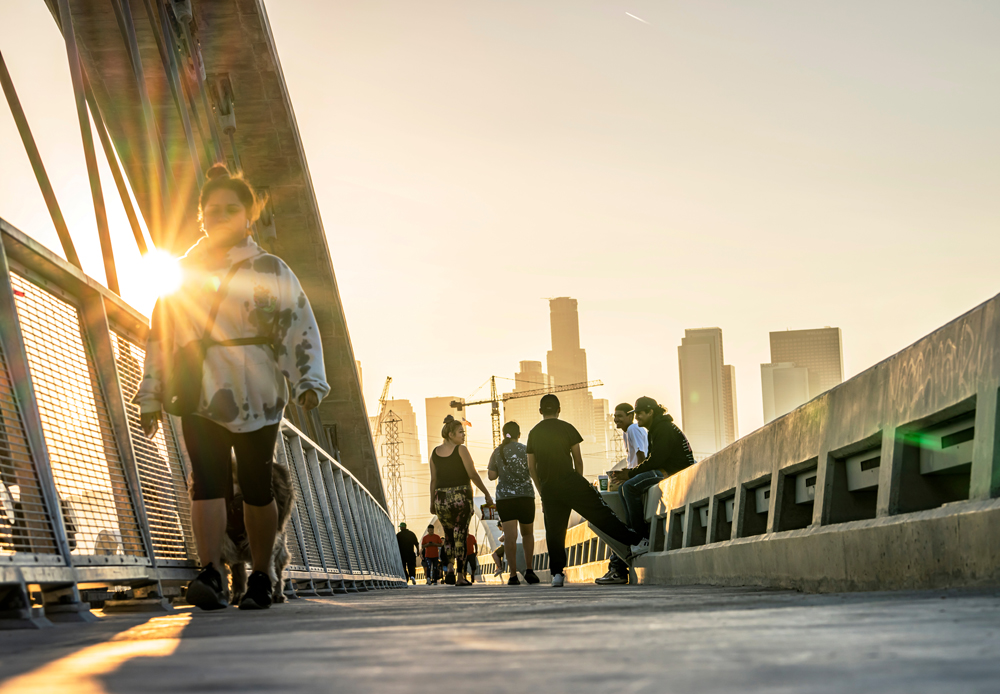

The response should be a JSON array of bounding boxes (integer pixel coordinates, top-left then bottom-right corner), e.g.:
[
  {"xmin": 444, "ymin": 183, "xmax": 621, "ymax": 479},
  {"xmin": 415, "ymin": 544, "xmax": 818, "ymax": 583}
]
[{"xmin": 451, "ymin": 377, "xmax": 603, "ymax": 448}]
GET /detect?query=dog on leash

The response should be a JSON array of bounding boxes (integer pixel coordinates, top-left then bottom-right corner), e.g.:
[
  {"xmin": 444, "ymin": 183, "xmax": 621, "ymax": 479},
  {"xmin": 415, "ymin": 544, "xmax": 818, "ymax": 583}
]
[{"xmin": 190, "ymin": 456, "xmax": 295, "ymax": 605}]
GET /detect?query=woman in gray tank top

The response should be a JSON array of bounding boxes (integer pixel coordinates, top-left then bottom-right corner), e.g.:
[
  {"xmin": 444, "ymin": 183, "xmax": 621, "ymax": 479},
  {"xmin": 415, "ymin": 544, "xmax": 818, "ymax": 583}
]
[{"xmin": 487, "ymin": 422, "xmax": 539, "ymax": 585}]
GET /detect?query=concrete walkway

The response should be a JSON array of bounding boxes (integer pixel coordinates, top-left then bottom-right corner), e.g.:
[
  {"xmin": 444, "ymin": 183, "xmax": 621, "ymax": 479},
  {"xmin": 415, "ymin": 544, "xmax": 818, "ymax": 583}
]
[{"xmin": 1, "ymin": 583, "xmax": 999, "ymax": 693}]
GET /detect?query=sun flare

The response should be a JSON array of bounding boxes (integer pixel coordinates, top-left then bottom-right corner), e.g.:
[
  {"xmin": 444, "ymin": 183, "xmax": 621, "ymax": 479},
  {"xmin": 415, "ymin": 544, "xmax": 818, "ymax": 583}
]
[{"xmin": 141, "ymin": 249, "xmax": 182, "ymax": 297}]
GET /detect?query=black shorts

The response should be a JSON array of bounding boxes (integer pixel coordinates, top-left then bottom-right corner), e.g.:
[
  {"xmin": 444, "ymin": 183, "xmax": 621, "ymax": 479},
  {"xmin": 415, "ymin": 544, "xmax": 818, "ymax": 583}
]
[{"xmin": 496, "ymin": 497, "xmax": 535, "ymax": 524}]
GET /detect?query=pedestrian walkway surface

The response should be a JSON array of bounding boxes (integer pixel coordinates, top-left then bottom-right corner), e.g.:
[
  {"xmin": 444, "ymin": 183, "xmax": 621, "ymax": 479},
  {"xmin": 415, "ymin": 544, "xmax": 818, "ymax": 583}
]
[{"xmin": 1, "ymin": 583, "xmax": 999, "ymax": 693}]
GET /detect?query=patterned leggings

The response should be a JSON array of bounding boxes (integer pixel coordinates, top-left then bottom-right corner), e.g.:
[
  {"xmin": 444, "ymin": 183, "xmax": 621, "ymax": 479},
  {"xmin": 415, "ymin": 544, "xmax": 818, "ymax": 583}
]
[{"xmin": 433, "ymin": 485, "xmax": 473, "ymax": 574}]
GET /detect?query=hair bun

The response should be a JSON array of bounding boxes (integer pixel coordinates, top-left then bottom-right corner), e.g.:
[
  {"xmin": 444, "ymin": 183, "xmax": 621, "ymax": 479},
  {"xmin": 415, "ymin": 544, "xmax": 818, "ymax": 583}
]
[
  {"xmin": 205, "ymin": 163, "xmax": 230, "ymax": 180},
  {"xmin": 443, "ymin": 414, "xmax": 454, "ymax": 424}
]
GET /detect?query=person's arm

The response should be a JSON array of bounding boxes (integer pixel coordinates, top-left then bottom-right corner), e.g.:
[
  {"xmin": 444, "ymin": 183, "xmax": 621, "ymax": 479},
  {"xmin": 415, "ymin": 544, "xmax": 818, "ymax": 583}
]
[
  {"xmin": 635, "ymin": 450, "xmax": 646, "ymax": 466},
  {"xmin": 571, "ymin": 443, "xmax": 584, "ymax": 476},
  {"xmin": 136, "ymin": 298, "xmax": 170, "ymax": 438},
  {"xmin": 527, "ymin": 453, "xmax": 540, "ymax": 489},
  {"xmin": 429, "ymin": 460, "xmax": 437, "ymax": 514},
  {"xmin": 487, "ymin": 449, "xmax": 500, "ymax": 481},
  {"xmin": 275, "ymin": 260, "xmax": 331, "ymax": 408},
  {"xmin": 458, "ymin": 445, "xmax": 494, "ymax": 507}
]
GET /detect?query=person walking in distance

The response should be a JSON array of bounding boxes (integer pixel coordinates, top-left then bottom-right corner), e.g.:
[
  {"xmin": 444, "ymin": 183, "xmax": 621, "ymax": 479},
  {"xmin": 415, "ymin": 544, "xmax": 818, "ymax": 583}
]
[
  {"xmin": 430, "ymin": 416, "xmax": 494, "ymax": 586},
  {"xmin": 136, "ymin": 165, "xmax": 329, "ymax": 611},
  {"xmin": 596, "ymin": 403, "xmax": 649, "ymax": 585},
  {"xmin": 396, "ymin": 522, "xmax": 420, "ymax": 585},
  {"xmin": 464, "ymin": 532, "xmax": 479, "ymax": 583},
  {"xmin": 527, "ymin": 395, "xmax": 642, "ymax": 587},
  {"xmin": 610, "ymin": 397, "xmax": 696, "ymax": 554},
  {"xmin": 421, "ymin": 524, "xmax": 443, "ymax": 584},
  {"xmin": 487, "ymin": 421, "xmax": 539, "ymax": 585}
]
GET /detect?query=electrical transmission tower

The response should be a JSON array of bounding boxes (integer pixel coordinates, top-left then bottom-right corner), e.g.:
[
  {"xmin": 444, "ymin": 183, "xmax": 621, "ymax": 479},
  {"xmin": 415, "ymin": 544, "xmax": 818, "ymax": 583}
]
[
  {"xmin": 380, "ymin": 411, "xmax": 405, "ymax": 526},
  {"xmin": 609, "ymin": 419, "xmax": 626, "ymax": 466}
]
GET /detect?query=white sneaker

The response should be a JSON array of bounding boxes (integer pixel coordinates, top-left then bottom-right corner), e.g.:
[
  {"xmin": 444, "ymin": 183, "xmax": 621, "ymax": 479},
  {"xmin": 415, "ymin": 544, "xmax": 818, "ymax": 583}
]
[
  {"xmin": 551, "ymin": 573, "xmax": 565, "ymax": 587},
  {"xmin": 629, "ymin": 539, "xmax": 650, "ymax": 559}
]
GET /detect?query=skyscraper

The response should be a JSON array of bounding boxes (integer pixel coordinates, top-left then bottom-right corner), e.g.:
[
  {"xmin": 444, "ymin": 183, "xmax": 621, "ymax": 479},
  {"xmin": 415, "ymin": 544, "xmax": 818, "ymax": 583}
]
[
  {"xmin": 502, "ymin": 361, "xmax": 553, "ymax": 434},
  {"xmin": 761, "ymin": 362, "xmax": 810, "ymax": 422},
  {"xmin": 677, "ymin": 328, "xmax": 738, "ymax": 458},
  {"xmin": 546, "ymin": 298, "xmax": 594, "ymax": 440},
  {"xmin": 768, "ymin": 328, "xmax": 844, "ymax": 399},
  {"xmin": 761, "ymin": 327, "xmax": 843, "ymax": 422}
]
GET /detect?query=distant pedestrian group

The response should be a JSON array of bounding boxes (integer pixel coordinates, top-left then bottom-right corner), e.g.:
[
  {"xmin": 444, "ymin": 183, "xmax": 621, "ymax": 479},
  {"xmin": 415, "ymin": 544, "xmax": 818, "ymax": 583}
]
[{"xmin": 414, "ymin": 391, "xmax": 694, "ymax": 589}]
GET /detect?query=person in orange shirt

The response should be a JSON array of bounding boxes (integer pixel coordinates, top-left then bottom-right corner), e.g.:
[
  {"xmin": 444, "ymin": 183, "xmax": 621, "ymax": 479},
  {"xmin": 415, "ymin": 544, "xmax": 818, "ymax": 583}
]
[
  {"xmin": 421, "ymin": 525, "xmax": 443, "ymax": 585},
  {"xmin": 464, "ymin": 532, "xmax": 479, "ymax": 583}
]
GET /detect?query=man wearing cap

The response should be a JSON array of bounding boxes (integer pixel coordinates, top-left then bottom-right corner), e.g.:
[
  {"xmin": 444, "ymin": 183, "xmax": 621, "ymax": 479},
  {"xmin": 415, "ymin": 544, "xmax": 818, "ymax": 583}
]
[
  {"xmin": 610, "ymin": 397, "xmax": 696, "ymax": 554},
  {"xmin": 595, "ymin": 403, "xmax": 649, "ymax": 585},
  {"xmin": 396, "ymin": 522, "xmax": 420, "ymax": 585},
  {"xmin": 527, "ymin": 394, "xmax": 643, "ymax": 587}
]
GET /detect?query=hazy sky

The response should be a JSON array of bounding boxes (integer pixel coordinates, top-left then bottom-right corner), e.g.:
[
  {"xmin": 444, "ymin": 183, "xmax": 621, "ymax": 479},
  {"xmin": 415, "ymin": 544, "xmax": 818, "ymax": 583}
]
[{"xmin": 1, "ymin": 1, "xmax": 998, "ymax": 463}]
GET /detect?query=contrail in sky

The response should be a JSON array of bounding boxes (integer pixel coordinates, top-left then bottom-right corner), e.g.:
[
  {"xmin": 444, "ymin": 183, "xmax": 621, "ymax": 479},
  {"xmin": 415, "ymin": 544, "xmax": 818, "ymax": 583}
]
[{"xmin": 625, "ymin": 12, "xmax": 649, "ymax": 24}]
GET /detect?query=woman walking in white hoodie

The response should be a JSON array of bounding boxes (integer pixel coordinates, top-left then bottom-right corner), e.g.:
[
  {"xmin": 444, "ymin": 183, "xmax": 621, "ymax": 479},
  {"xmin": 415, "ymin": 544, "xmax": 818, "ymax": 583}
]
[{"xmin": 135, "ymin": 164, "xmax": 329, "ymax": 611}]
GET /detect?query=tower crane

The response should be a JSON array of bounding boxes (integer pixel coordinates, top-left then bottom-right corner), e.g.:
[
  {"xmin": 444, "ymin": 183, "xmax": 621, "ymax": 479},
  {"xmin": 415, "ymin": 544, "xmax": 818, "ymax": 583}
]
[{"xmin": 451, "ymin": 377, "xmax": 603, "ymax": 448}]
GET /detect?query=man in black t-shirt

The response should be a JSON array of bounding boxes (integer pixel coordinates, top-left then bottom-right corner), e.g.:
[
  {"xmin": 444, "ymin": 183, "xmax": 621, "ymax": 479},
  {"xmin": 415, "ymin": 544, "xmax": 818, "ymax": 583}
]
[
  {"xmin": 396, "ymin": 522, "xmax": 419, "ymax": 585},
  {"xmin": 527, "ymin": 394, "xmax": 642, "ymax": 587}
]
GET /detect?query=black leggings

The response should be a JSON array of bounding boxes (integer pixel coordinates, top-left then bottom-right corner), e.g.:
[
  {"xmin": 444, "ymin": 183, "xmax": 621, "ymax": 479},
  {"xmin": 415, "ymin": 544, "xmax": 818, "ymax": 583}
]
[
  {"xmin": 182, "ymin": 415, "xmax": 280, "ymax": 506},
  {"xmin": 540, "ymin": 472, "xmax": 641, "ymax": 577}
]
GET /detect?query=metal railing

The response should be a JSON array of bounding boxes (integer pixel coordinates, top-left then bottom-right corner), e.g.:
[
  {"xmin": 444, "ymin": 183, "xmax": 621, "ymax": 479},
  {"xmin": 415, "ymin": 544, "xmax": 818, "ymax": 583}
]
[{"xmin": 0, "ymin": 218, "xmax": 404, "ymax": 626}]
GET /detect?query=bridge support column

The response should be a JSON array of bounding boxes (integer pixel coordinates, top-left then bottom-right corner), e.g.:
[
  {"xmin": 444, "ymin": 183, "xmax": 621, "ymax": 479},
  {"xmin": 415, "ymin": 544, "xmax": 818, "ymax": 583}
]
[{"xmin": 970, "ymin": 384, "xmax": 1000, "ymax": 501}]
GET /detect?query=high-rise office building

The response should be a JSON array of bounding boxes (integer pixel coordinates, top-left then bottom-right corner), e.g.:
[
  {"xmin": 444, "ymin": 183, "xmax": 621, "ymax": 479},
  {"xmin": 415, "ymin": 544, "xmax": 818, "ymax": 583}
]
[
  {"xmin": 503, "ymin": 361, "xmax": 553, "ymax": 435},
  {"xmin": 769, "ymin": 328, "xmax": 843, "ymax": 398},
  {"xmin": 761, "ymin": 327, "xmax": 844, "ymax": 422},
  {"xmin": 760, "ymin": 363, "xmax": 810, "ymax": 422},
  {"xmin": 677, "ymin": 328, "xmax": 738, "ymax": 458},
  {"xmin": 546, "ymin": 298, "xmax": 594, "ymax": 440}
]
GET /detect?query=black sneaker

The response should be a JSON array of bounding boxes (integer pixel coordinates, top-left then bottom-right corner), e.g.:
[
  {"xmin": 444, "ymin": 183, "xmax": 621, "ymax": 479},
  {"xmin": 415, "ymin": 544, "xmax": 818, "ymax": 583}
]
[
  {"xmin": 444, "ymin": 572, "xmax": 456, "ymax": 585},
  {"xmin": 595, "ymin": 570, "xmax": 628, "ymax": 585},
  {"xmin": 239, "ymin": 570, "xmax": 273, "ymax": 610},
  {"xmin": 187, "ymin": 563, "xmax": 227, "ymax": 611},
  {"xmin": 507, "ymin": 575, "xmax": 520, "ymax": 585},
  {"xmin": 523, "ymin": 570, "xmax": 540, "ymax": 585}
]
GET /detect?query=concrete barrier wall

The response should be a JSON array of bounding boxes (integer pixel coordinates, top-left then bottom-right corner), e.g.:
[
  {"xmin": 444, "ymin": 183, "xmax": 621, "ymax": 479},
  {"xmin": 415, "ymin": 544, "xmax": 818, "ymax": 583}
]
[{"xmin": 636, "ymin": 293, "xmax": 1000, "ymax": 592}]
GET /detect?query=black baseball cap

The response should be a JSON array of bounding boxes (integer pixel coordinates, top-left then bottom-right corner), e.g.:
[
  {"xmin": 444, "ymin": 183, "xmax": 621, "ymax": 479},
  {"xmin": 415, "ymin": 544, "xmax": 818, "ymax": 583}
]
[
  {"xmin": 628, "ymin": 396, "xmax": 659, "ymax": 414},
  {"xmin": 540, "ymin": 393, "xmax": 560, "ymax": 414}
]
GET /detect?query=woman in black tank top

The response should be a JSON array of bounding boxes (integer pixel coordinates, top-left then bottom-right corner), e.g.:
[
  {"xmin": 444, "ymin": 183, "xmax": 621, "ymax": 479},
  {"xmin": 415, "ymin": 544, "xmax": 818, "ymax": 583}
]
[{"xmin": 431, "ymin": 416, "xmax": 494, "ymax": 586}]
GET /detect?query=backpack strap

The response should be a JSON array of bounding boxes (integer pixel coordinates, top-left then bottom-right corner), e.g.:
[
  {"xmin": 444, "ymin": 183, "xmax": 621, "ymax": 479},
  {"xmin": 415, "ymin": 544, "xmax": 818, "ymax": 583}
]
[{"xmin": 201, "ymin": 260, "xmax": 248, "ymax": 346}]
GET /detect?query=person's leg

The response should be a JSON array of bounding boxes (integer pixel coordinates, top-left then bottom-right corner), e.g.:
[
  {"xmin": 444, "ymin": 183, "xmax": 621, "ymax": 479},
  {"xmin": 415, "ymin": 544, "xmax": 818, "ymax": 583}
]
[
  {"xmin": 620, "ymin": 471, "xmax": 666, "ymax": 536},
  {"xmin": 453, "ymin": 496, "xmax": 473, "ymax": 584},
  {"xmin": 233, "ymin": 423, "xmax": 281, "ymax": 574},
  {"xmin": 191, "ymin": 499, "xmax": 227, "ymax": 568},
  {"xmin": 519, "ymin": 522, "xmax": 534, "ymax": 572},
  {"xmin": 182, "ymin": 415, "xmax": 233, "ymax": 569},
  {"xmin": 540, "ymin": 490, "xmax": 571, "ymax": 577},
  {"xmin": 564, "ymin": 474, "xmax": 642, "ymax": 547},
  {"xmin": 501, "ymin": 519, "xmax": 519, "ymax": 576}
]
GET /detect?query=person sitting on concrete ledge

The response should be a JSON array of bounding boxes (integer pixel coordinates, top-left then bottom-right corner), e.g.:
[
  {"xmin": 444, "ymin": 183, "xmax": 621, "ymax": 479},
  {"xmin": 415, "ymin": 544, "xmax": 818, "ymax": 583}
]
[
  {"xmin": 609, "ymin": 397, "xmax": 695, "ymax": 557},
  {"xmin": 595, "ymin": 402, "xmax": 648, "ymax": 585}
]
